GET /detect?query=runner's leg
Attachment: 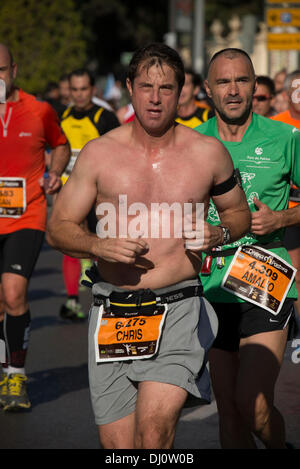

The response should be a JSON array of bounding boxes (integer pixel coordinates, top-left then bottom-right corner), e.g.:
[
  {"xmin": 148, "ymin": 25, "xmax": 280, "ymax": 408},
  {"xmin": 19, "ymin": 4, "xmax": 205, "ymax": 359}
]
[
  {"xmin": 98, "ymin": 412, "xmax": 136, "ymax": 449},
  {"xmin": 209, "ymin": 348, "xmax": 257, "ymax": 448},
  {"xmin": 135, "ymin": 381, "xmax": 188, "ymax": 449},
  {"xmin": 237, "ymin": 328, "xmax": 288, "ymax": 449},
  {"xmin": 1, "ymin": 273, "xmax": 30, "ymax": 369}
]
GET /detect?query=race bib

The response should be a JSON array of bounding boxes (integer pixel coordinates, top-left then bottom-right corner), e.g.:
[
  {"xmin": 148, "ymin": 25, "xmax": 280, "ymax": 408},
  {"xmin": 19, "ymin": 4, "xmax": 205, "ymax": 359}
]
[
  {"xmin": 0, "ymin": 177, "xmax": 26, "ymax": 217},
  {"xmin": 94, "ymin": 304, "xmax": 168, "ymax": 362},
  {"xmin": 222, "ymin": 245, "xmax": 296, "ymax": 315}
]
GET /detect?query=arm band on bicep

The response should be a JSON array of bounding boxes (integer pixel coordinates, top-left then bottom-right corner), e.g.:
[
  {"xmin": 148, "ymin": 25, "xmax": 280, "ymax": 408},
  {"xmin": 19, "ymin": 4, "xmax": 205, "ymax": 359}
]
[{"xmin": 210, "ymin": 169, "xmax": 242, "ymax": 196}]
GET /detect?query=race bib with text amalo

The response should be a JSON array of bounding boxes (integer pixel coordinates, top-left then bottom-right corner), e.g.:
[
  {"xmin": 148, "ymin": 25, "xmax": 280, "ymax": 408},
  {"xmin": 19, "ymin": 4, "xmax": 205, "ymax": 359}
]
[{"xmin": 221, "ymin": 245, "xmax": 296, "ymax": 315}]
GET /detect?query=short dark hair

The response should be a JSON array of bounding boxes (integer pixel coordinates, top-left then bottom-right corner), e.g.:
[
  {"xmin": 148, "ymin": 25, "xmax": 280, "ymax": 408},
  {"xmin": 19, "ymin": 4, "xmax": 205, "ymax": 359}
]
[
  {"xmin": 184, "ymin": 67, "xmax": 202, "ymax": 88},
  {"xmin": 208, "ymin": 48, "xmax": 255, "ymax": 78},
  {"xmin": 127, "ymin": 43, "xmax": 185, "ymax": 94},
  {"xmin": 69, "ymin": 68, "xmax": 95, "ymax": 86},
  {"xmin": 256, "ymin": 75, "xmax": 275, "ymax": 96}
]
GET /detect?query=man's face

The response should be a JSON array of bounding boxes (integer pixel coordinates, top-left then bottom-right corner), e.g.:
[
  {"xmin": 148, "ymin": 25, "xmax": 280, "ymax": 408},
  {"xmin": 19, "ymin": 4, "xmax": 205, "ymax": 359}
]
[
  {"xmin": 205, "ymin": 55, "xmax": 255, "ymax": 124},
  {"xmin": 252, "ymin": 83, "xmax": 273, "ymax": 116},
  {"xmin": 69, "ymin": 74, "xmax": 94, "ymax": 111},
  {"xmin": 127, "ymin": 61, "xmax": 179, "ymax": 136},
  {"xmin": 0, "ymin": 46, "xmax": 17, "ymax": 99},
  {"xmin": 178, "ymin": 73, "xmax": 198, "ymax": 107}
]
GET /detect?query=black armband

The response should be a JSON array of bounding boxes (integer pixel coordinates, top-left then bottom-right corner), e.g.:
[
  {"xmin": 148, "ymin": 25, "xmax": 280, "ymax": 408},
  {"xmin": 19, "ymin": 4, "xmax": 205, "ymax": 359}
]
[{"xmin": 210, "ymin": 169, "xmax": 242, "ymax": 196}]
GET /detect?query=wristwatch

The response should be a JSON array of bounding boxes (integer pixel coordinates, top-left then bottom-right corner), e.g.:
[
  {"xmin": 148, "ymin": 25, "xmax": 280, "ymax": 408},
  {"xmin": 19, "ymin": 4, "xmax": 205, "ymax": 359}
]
[{"xmin": 219, "ymin": 225, "xmax": 231, "ymax": 245}]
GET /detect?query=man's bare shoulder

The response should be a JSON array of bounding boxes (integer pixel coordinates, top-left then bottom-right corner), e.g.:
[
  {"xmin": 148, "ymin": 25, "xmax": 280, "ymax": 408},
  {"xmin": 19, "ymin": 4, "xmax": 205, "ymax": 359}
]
[
  {"xmin": 78, "ymin": 125, "xmax": 128, "ymax": 161},
  {"xmin": 86, "ymin": 125, "xmax": 127, "ymax": 149},
  {"xmin": 176, "ymin": 123, "xmax": 229, "ymax": 158}
]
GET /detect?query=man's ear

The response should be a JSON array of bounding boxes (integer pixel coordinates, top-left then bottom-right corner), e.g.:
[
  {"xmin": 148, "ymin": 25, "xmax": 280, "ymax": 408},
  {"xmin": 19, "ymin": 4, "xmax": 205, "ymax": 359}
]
[
  {"xmin": 126, "ymin": 77, "xmax": 133, "ymax": 97},
  {"xmin": 12, "ymin": 62, "xmax": 17, "ymax": 80},
  {"xmin": 204, "ymin": 79, "xmax": 211, "ymax": 98},
  {"xmin": 253, "ymin": 77, "xmax": 257, "ymax": 95}
]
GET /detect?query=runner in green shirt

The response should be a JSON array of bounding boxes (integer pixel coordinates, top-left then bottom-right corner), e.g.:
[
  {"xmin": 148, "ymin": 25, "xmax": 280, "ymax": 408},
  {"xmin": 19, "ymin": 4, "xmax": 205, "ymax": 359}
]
[{"xmin": 195, "ymin": 48, "xmax": 300, "ymax": 449}]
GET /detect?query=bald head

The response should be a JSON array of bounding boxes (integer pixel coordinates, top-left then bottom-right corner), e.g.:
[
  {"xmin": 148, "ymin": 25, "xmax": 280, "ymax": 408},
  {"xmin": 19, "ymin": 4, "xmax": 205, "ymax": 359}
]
[
  {"xmin": 207, "ymin": 48, "xmax": 255, "ymax": 82},
  {"xmin": 0, "ymin": 43, "xmax": 17, "ymax": 100},
  {"xmin": 0, "ymin": 44, "xmax": 14, "ymax": 67}
]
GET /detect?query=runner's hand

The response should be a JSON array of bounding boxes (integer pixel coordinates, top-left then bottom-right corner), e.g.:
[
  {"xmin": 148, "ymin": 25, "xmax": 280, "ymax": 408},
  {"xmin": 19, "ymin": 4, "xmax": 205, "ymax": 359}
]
[
  {"xmin": 251, "ymin": 197, "xmax": 281, "ymax": 235},
  {"xmin": 46, "ymin": 170, "xmax": 62, "ymax": 194},
  {"xmin": 184, "ymin": 221, "xmax": 223, "ymax": 251},
  {"xmin": 39, "ymin": 171, "xmax": 62, "ymax": 194},
  {"xmin": 92, "ymin": 237, "xmax": 149, "ymax": 264}
]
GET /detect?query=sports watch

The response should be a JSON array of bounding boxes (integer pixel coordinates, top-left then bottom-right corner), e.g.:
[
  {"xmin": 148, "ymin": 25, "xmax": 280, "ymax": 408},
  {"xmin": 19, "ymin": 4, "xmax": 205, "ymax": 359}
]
[{"xmin": 219, "ymin": 225, "xmax": 231, "ymax": 245}]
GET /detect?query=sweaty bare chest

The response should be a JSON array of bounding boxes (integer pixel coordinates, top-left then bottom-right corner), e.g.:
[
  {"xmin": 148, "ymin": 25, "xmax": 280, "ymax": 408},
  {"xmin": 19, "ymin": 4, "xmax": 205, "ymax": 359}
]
[{"xmin": 98, "ymin": 157, "xmax": 209, "ymax": 207}]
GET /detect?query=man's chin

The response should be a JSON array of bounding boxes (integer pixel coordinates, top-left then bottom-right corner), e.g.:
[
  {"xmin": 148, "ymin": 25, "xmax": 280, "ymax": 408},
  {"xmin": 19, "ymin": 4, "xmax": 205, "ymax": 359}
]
[{"xmin": 218, "ymin": 108, "xmax": 252, "ymax": 125}]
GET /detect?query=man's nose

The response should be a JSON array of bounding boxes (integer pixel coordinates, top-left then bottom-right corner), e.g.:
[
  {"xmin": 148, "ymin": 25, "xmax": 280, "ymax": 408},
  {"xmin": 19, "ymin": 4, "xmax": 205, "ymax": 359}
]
[
  {"xmin": 150, "ymin": 88, "xmax": 161, "ymax": 104},
  {"xmin": 228, "ymin": 81, "xmax": 239, "ymax": 95}
]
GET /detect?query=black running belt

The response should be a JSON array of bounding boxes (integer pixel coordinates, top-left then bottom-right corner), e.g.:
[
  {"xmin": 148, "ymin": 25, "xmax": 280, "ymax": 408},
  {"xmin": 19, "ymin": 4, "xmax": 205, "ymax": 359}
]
[
  {"xmin": 210, "ymin": 241, "xmax": 283, "ymax": 258},
  {"xmin": 93, "ymin": 283, "xmax": 203, "ymax": 311}
]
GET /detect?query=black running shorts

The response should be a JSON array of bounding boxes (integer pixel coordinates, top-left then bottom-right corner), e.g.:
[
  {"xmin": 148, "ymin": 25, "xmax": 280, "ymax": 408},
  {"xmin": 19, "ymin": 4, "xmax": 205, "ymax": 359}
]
[
  {"xmin": 211, "ymin": 299, "xmax": 297, "ymax": 352},
  {"xmin": 0, "ymin": 229, "xmax": 45, "ymax": 279}
]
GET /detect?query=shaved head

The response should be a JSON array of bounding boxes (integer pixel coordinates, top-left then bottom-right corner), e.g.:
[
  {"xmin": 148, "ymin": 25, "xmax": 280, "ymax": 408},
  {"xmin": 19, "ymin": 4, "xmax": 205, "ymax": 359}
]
[
  {"xmin": 207, "ymin": 48, "xmax": 255, "ymax": 82},
  {"xmin": 0, "ymin": 43, "xmax": 17, "ymax": 100},
  {"xmin": 0, "ymin": 43, "xmax": 14, "ymax": 66}
]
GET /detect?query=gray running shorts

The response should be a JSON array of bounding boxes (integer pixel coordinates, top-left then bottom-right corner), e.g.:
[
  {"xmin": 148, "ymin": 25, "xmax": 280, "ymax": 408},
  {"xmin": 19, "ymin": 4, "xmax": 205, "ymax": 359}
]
[{"xmin": 88, "ymin": 278, "xmax": 218, "ymax": 426}]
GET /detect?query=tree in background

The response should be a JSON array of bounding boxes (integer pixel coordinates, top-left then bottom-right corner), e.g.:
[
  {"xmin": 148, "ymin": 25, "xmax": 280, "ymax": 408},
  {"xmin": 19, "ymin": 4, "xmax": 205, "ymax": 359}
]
[
  {"xmin": 76, "ymin": 0, "xmax": 169, "ymax": 77},
  {"xmin": 0, "ymin": 0, "xmax": 87, "ymax": 94}
]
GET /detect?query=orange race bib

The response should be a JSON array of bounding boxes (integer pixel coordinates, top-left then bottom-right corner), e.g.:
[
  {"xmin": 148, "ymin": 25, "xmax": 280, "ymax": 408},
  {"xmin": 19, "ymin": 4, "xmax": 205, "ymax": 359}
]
[
  {"xmin": 0, "ymin": 177, "xmax": 26, "ymax": 218},
  {"xmin": 94, "ymin": 304, "xmax": 168, "ymax": 362},
  {"xmin": 222, "ymin": 245, "xmax": 296, "ymax": 315}
]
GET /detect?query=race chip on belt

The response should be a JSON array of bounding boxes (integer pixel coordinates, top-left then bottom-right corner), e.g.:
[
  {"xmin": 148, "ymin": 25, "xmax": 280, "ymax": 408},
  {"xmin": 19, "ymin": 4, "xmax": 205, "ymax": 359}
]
[{"xmin": 222, "ymin": 245, "xmax": 296, "ymax": 315}]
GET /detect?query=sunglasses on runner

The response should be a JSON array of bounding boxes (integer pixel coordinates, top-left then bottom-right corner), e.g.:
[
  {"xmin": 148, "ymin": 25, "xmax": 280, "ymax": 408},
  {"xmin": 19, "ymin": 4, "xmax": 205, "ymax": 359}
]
[{"xmin": 253, "ymin": 95, "xmax": 271, "ymax": 102}]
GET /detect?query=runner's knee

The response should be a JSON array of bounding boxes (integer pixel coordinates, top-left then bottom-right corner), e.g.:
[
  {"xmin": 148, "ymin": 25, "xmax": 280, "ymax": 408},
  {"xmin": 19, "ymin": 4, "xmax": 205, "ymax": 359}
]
[
  {"xmin": 236, "ymin": 390, "xmax": 271, "ymax": 433},
  {"xmin": 135, "ymin": 416, "xmax": 174, "ymax": 449},
  {"xmin": 2, "ymin": 283, "xmax": 27, "ymax": 314}
]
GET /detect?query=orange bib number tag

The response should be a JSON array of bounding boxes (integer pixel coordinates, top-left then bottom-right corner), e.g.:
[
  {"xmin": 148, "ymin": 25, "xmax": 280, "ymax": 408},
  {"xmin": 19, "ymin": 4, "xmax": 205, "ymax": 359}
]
[
  {"xmin": 94, "ymin": 304, "xmax": 168, "ymax": 362},
  {"xmin": 222, "ymin": 245, "xmax": 296, "ymax": 315},
  {"xmin": 0, "ymin": 178, "xmax": 26, "ymax": 218}
]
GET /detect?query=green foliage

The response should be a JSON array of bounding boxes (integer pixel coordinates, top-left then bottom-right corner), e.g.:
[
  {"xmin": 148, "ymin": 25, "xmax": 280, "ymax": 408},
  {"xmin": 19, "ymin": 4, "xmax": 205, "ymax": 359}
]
[{"xmin": 0, "ymin": 0, "xmax": 87, "ymax": 94}]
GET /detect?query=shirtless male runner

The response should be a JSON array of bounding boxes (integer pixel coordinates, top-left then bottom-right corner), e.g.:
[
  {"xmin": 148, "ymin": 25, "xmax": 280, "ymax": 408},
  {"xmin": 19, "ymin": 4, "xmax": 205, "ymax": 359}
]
[{"xmin": 47, "ymin": 43, "xmax": 250, "ymax": 449}]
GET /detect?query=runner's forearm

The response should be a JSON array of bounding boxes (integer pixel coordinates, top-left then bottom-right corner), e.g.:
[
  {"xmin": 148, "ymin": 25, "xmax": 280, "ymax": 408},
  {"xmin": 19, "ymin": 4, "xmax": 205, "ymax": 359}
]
[
  {"xmin": 275, "ymin": 205, "xmax": 300, "ymax": 229},
  {"xmin": 219, "ymin": 207, "xmax": 251, "ymax": 243},
  {"xmin": 49, "ymin": 143, "xmax": 71, "ymax": 176},
  {"xmin": 47, "ymin": 220, "xmax": 97, "ymax": 258}
]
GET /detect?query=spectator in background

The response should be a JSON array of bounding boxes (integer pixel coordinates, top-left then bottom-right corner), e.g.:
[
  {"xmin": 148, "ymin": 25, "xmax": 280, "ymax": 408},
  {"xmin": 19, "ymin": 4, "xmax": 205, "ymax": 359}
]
[
  {"xmin": 176, "ymin": 68, "xmax": 214, "ymax": 129},
  {"xmin": 272, "ymin": 89, "xmax": 289, "ymax": 115},
  {"xmin": 58, "ymin": 74, "xmax": 72, "ymax": 108},
  {"xmin": 44, "ymin": 81, "xmax": 60, "ymax": 101},
  {"xmin": 272, "ymin": 68, "xmax": 289, "ymax": 115},
  {"xmin": 274, "ymin": 68, "xmax": 287, "ymax": 93},
  {"xmin": 252, "ymin": 76, "xmax": 276, "ymax": 117}
]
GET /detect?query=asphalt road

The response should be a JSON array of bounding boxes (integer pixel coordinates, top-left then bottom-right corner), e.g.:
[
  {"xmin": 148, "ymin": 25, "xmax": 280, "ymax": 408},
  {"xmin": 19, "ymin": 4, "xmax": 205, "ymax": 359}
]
[{"xmin": 0, "ymin": 241, "xmax": 299, "ymax": 450}]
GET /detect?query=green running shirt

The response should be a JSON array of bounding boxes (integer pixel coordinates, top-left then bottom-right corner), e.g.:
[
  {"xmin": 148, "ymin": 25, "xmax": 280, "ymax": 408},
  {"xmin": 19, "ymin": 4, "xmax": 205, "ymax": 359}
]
[{"xmin": 195, "ymin": 113, "xmax": 300, "ymax": 303}]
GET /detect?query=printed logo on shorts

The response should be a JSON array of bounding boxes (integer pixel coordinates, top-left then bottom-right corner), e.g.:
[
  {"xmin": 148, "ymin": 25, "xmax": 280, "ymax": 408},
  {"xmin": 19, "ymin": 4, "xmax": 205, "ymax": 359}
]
[{"xmin": 11, "ymin": 264, "xmax": 22, "ymax": 271}]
